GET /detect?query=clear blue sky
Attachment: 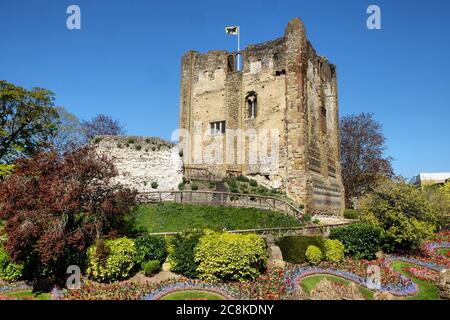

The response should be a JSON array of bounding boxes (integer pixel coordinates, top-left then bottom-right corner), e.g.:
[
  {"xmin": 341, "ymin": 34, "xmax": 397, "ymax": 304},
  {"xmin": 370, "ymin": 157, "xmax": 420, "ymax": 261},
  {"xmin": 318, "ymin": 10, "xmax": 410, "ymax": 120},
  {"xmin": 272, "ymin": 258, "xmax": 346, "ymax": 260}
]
[{"xmin": 1, "ymin": 0, "xmax": 449, "ymax": 179}]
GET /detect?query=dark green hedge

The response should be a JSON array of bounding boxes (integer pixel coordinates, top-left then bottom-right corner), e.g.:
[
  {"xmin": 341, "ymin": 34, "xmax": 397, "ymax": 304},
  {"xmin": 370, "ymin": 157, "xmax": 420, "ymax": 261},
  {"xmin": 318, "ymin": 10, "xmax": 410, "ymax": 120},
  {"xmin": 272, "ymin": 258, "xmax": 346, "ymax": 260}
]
[
  {"xmin": 343, "ymin": 209, "xmax": 360, "ymax": 219},
  {"xmin": 329, "ymin": 223, "xmax": 383, "ymax": 259},
  {"xmin": 277, "ymin": 235, "xmax": 325, "ymax": 263},
  {"xmin": 134, "ymin": 235, "xmax": 167, "ymax": 265},
  {"xmin": 169, "ymin": 231, "xmax": 203, "ymax": 278}
]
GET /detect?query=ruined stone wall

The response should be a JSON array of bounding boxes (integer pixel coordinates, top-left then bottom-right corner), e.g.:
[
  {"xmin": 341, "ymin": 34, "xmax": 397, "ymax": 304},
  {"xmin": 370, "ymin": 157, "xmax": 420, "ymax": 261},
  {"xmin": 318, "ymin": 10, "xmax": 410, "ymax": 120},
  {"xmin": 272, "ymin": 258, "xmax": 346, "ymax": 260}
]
[
  {"xmin": 179, "ymin": 18, "xmax": 344, "ymax": 215},
  {"xmin": 304, "ymin": 43, "xmax": 345, "ymax": 215},
  {"xmin": 94, "ymin": 136, "xmax": 183, "ymax": 192}
]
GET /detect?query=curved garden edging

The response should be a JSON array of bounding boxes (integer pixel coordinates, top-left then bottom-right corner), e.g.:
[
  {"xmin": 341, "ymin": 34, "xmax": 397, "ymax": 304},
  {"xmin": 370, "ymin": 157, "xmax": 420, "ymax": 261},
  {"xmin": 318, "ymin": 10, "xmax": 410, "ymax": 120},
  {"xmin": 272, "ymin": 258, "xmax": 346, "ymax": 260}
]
[
  {"xmin": 285, "ymin": 267, "xmax": 417, "ymax": 296},
  {"xmin": 285, "ymin": 241, "xmax": 450, "ymax": 298},
  {"xmin": 0, "ymin": 281, "xmax": 32, "ymax": 294},
  {"xmin": 141, "ymin": 281, "xmax": 239, "ymax": 300}
]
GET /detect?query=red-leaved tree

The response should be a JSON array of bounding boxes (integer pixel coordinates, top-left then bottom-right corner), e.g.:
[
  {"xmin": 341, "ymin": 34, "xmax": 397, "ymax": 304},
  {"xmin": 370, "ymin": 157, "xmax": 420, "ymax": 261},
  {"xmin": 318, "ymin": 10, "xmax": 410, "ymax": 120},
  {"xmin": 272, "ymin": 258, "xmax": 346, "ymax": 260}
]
[{"xmin": 0, "ymin": 146, "xmax": 137, "ymax": 278}]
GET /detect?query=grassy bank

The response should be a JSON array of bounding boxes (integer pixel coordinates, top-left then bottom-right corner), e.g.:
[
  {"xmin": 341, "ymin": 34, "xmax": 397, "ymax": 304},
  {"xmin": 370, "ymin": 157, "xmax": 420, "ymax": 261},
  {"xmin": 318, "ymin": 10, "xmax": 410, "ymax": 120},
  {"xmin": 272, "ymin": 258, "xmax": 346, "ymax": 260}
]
[{"xmin": 131, "ymin": 203, "xmax": 302, "ymax": 233}]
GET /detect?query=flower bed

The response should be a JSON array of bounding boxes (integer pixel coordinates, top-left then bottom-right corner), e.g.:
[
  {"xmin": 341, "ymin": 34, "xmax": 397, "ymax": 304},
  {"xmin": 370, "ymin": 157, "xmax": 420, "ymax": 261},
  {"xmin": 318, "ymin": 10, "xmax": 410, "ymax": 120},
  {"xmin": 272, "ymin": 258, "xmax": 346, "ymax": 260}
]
[
  {"xmin": 236, "ymin": 268, "xmax": 287, "ymax": 300},
  {"xmin": 401, "ymin": 265, "xmax": 438, "ymax": 282},
  {"xmin": 61, "ymin": 281, "xmax": 155, "ymax": 300},
  {"xmin": 142, "ymin": 279, "xmax": 238, "ymax": 300},
  {"xmin": 285, "ymin": 265, "xmax": 417, "ymax": 296},
  {"xmin": 0, "ymin": 281, "xmax": 31, "ymax": 294},
  {"xmin": 384, "ymin": 255, "xmax": 446, "ymax": 271},
  {"xmin": 420, "ymin": 241, "xmax": 450, "ymax": 268},
  {"xmin": 318, "ymin": 257, "xmax": 412, "ymax": 289}
]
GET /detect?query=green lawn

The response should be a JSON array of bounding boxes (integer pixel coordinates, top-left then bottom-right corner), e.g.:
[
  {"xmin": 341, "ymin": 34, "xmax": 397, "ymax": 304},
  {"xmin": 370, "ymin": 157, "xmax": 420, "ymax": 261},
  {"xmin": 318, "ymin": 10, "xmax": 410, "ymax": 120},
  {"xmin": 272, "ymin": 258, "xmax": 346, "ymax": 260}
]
[
  {"xmin": 4, "ymin": 289, "xmax": 52, "ymax": 300},
  {"xmin": 131, "ymin": 203, "xmax": 302, "ymax": 233},
  {"xmin": 436, "ymin": 247, "xmax": 450, "ymax": 257},
  {"xmin": 299, "ymin": 274, "xmax": 374, "ymax": 300},
  {"xmin": 390, "ymin": 261, "xmax": 440, "ymax": 300},
  {"xmin": 159, "ymin": 290, "xmax": 225, "ymax": 300}
]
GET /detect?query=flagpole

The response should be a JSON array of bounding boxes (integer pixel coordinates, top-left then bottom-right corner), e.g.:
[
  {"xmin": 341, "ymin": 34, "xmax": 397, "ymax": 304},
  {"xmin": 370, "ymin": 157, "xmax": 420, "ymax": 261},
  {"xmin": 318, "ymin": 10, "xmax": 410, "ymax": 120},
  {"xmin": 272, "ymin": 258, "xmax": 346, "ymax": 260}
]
[{"xmin": 237, "ymin": 28, "xmax": 240, "ymax": 71}]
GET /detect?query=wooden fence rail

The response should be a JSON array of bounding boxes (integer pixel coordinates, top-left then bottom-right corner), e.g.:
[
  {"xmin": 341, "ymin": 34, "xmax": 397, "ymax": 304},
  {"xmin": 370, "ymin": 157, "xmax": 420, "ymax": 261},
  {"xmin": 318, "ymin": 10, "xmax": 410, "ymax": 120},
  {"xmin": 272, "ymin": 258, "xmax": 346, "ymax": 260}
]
[
  {"xmin": 183, "ymin": 166, "xmax": 216, "ymax": 182},
  {"xmin": 137, "ymin": 190, "xmax": 303, "ymax": 220}
]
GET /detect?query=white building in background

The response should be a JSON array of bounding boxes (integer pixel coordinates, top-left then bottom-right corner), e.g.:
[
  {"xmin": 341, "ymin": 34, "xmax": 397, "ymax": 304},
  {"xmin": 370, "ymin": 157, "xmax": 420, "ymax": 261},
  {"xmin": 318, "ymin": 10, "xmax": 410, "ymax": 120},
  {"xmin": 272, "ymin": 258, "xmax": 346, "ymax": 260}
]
[{"xmin": 410, "ymin": 172, "xmax": 450, "ymax": 186}]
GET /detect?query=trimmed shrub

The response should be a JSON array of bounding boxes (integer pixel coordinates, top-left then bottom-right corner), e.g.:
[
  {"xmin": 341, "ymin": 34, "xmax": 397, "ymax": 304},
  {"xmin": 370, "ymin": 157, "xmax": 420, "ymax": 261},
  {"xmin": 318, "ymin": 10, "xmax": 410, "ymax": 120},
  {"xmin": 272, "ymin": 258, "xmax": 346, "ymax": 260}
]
[
  {"xmin": 86, "ymin": 237, "xmax": 137, "ymax": 283},
  {"xmin": 305, "ymin": 245, "xmax": 322, "ymax": 265},
  {"xmin": 169, "ymin": 232, "xmax": 203, "ymax": 278},
  {"xmin": 178, "ymin": 182, "xmax": 185, "ymax": 190},
  {"xmin": 237, "ymin": 175, "xmax": 249, "ymax": 183},
  {"xmin": 249, "ymin": 179, "xmax": 258, "ymax": 187},
  {"xmin": 0, "ymin": 247, "xmax": 23, "ymax": 281},
  {"xmin": 0, "ymin": 163, "xmax": 14, "ymax": 179},
  {"xmin": 277, "ymin": 236, "xmax": 325, "ymax": 263},
  {"xmin": 208, "ymin": 181, "xmax": 216, "ymax": 190},
  {"xmin": 142, "ymin": 260, "xmax": 161, "ymax": 276},
  {"xmin": 330, "ymin": 223, "xmax": 383, "ymax": 259},
  {"xmin": 324, "ymin": 239, "xmax": 345, "ymax": 263},
  {"xmin": 343, "ymin": 209, "xmax": 360, "ymax": 219},
  {"xmin": 191, "ymin": 183, "xmax": 198, "ymax": 191},
  {"xmin": 151, "ymin": 181, "xmax": 158, "ymax": 189},
  {"xmin": 134, "ymin": 235, "xmax": 167, "ymax": 265},
  {"xmin": 194, "ymin": 230, "xmax": 267, "ymax": 282}
]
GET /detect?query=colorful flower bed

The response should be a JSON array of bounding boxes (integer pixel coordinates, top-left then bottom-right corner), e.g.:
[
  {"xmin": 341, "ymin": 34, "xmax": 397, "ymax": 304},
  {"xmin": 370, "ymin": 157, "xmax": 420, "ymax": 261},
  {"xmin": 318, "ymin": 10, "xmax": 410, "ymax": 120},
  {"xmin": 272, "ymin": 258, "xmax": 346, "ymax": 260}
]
[
  {"xmin": 419, "ymin": 241, "xmax": 450, "ymax": 268},
  {"xmin": 236, "ymin": 268, "xmax": 287, "ymax": 300},
  {"xmin": 401, "ymin": 265, "xmax": 438, "ymax": 282},
  {"xmin": 0, "ymin": 281, "xmax": 32, "ymax": 294},
  {"xmin": 318, "ymin": 257, "xmax": 412, "ymax": 289},
  {"xmin": 61, "ymin": 281, "xmax": 155, "ymax": 300},
  {"xmin": 284, "ymin": 266, "xmax": 417, "ymax": 296},
  {"xmin": 142, "ymin": 279, "xmax": 239, "ymax": 300}
]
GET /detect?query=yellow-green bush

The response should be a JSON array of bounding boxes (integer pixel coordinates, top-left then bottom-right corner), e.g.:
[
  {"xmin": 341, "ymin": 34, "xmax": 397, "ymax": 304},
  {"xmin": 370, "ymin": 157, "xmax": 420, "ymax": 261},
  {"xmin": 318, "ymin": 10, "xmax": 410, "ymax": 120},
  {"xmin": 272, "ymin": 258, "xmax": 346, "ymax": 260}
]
[
  {"xmin": 194, "ymin": 230, "xmax": 267, "ymax": 282},
  {"xmin": 359, "ymin": 178, "xmax": 437, "ymax": 251},
  {"xmin": 0, "ymin": 247, "xmax": 23, "ymax": 281},
  {"xmin": 86, "ymin": 237, "xmax": 137, "ymax": 283},
  {"xmin": 0, "ymin": 164, "xmax": 14, "ymax": 179},
  {"xmin": 305, "ymin": 245, "xmax": 322, "ymax": 265},
  {"xmin": 324, "ymin": 239, "xmax": 345, "ymax": 263}
]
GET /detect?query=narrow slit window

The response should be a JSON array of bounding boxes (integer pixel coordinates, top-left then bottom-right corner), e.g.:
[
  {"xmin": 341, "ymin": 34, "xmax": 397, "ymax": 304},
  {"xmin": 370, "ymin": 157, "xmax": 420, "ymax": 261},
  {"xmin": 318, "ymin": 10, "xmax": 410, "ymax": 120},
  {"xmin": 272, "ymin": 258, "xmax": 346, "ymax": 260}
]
[
  {"xmin": 227, "ymin": 55, "xmax": 235, "ymax": 72},
  {"xmin": 320, "ymin": 107, "xmax": 327, "ymax": 133}
]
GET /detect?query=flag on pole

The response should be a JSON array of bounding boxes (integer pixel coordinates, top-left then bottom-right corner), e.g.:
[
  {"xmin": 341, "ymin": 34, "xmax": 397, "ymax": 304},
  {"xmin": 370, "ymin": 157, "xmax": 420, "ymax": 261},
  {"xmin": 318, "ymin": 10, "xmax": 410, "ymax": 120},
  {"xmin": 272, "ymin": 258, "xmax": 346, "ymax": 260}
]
[{"xmin": 225, "ymin": 26, "xmax": 239, "ymax": 35}]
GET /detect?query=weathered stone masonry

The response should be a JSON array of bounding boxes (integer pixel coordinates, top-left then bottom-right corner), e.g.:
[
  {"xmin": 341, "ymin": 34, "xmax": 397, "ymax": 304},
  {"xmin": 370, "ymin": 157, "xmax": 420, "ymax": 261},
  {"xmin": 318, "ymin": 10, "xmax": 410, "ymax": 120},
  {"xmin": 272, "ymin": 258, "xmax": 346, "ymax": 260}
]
[
  {"xmin": 95, "ymin": 136, "xmax": 183, "ymax": 192},
  {"xmin": 179, "ymin": 18, "xmax": 345, "ymax": 215}
]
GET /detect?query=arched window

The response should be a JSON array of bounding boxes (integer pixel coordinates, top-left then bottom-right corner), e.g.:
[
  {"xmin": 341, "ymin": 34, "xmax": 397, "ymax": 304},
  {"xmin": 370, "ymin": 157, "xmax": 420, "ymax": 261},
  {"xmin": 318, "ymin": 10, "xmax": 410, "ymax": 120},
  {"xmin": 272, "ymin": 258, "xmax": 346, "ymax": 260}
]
[{"xmin": 246, "ymin": 93, "xmax": 257, "ymax": 118}]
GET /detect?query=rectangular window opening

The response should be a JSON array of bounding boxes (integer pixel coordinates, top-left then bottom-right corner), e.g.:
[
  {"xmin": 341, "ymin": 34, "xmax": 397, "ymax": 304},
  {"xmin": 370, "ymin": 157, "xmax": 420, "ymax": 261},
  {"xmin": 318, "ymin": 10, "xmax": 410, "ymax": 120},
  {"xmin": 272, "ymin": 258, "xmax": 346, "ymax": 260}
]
[{"xmin": 210, "ymin": 121, "xmax": 226, "ymax": 135}]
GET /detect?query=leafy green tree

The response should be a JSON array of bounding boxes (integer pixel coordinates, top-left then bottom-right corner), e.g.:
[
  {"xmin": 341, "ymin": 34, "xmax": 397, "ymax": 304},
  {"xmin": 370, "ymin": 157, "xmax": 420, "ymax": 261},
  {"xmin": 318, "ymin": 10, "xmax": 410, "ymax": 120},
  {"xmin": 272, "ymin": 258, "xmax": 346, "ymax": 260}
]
[
  {"xmin": 51, "ymin": 107, "xmax": 86, "ymax": 154},
  {"xmin": 0, "ymin": 80, "xmax": 59, "ymax": 163},
  {"xmin": 359, "ymin": 178, "xmax": 436, "ymax": 251}
]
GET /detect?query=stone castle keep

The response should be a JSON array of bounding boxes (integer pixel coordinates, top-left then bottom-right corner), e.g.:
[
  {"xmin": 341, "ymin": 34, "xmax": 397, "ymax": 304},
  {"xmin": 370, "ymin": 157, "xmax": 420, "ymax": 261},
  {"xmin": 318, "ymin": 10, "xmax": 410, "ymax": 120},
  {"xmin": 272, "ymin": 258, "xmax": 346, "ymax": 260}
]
[
  {"xmin": 95, "ymin": 18, "xmax": 345, "ymax": 216},
  {"xmin": 179, "ymin": 18, "xmax": 345, "ymax": 215}
]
